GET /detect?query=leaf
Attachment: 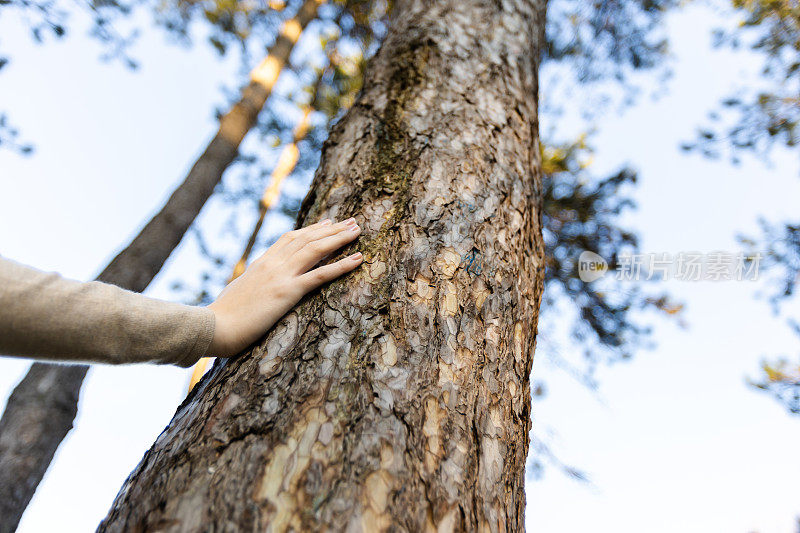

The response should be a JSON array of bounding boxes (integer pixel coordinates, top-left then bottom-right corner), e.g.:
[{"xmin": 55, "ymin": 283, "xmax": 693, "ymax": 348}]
[{"xmin": 209, "ymin": 36, "xmax": 227, "ymax": 56}]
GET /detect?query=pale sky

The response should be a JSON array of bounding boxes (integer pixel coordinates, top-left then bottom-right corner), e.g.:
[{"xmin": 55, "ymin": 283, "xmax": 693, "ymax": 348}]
[{"xmin": 0, "ymin": 2, "xmax": 798, "ymax": 532}]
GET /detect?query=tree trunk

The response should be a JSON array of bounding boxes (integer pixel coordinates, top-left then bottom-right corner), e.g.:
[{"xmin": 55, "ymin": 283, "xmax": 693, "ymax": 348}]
[
  {"xmin": 0, "ymin": 364, "xmax": 86, "ymax": 533},
  {"xmin": 99, "ymin": 0, "xmax": 546, "ymax": 530},
  {"xmin": 0, "ymin": 3, "xmax": 321, "ymax": 531}
]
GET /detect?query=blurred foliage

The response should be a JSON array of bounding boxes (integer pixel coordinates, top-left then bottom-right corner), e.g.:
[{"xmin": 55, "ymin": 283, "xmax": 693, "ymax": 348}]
[
  {"xmin": 0, "ymin": 0, "xmax": 138, "ymax": 62},
  {"xmin": 741, "ymin": 219, "xmax": 800, "ymax": 309},
  {"xmin": 740, "ymin": 219, "xmax": 800, "ymax": 414},
  {"xmin": 539, "ymin": 137, "xmax": 682, "ymax": 387},
  {"xmin": 0, "ymin": 0, "xmax": 68, "ymax": 43},
  {"xmin": 752, "ymin": 357, "xmax": 800, "ymax": 414},
  {"xmin": 545, "ymin": 0, "xmax": 675, "ymax": 76},
  {"xmin": 0, "ymin": 0, "xmax": 139, "ymax": 151},
  {"xmin": 0, "ymin": 112, "xmax": 33, "ymax": 154},
  {"xmin": 684, "ymin": 0, "xmax": 800, "ymax": 161},
  {"xmin": 542, "ymin": 0, "xmax": 677, "ymax": 120},
  {"xmin": 682, "ymin": 0, "xmax": 800, "ymax": 415}
]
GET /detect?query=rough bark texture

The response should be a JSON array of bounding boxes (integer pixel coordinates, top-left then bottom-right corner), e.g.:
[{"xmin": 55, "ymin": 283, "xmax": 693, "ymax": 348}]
[
  {"xmin": 0, "ymin": 4, "xmax": 320, "ymax": 532},
  {"xmin": 100, "ymin": 0, "xmax": 546, "ymax": 531}
]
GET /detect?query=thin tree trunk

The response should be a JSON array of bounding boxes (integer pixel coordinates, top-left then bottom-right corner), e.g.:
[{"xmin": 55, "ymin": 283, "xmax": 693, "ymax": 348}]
[
  {"xmin": 0, "ymin": 364, "xmax": 86, "ymax": 533},
  {"xmin": 100, "ymin": 0, "xmax": 545, "ymax": 530},
  {"xmin": 0, "ymin": 3, "xmax": 321, "ymax": 531}
]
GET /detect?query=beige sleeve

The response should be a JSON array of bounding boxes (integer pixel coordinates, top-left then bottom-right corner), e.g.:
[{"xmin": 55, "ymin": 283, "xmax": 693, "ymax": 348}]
[{"xmin": 0, "ymin": 257, "xmax": 215, "ymax": 367}]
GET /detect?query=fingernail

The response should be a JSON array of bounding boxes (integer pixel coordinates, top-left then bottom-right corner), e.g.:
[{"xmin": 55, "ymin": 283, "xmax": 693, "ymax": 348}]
[
  {"xmin": 350, "ymin": 224, "xmax": 361, "ymax": 232},
  {"xmin": 344, "ymin": 217, "xmax": 356, "ymax": 225},
  {"xmin": 321, "ymin": 219, "xmax": 332, "ymax": 226},
  {"xmin": 350, "ymin": 252, "xmax": 362, "ymax": 260}
]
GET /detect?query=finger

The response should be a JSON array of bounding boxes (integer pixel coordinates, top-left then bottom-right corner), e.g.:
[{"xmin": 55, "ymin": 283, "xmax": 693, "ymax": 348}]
[
  {"xmin": 292, "ymin": 223, "xmax": 362, "ymax": 273},
  {"xmin": 300, "ymin": 252, "xmax": 363, "ymax": 290},
  {"xmin": 268, "ymin": 218, "xmax": 338, "ymax": 253},
  {"xmin": 282, "ymin": 217, "xmax": 357, "ymax": 256}
]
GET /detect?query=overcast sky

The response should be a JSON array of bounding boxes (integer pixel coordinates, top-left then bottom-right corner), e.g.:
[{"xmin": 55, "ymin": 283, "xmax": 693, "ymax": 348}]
[{"xmin": 1, "ymin": 1, "xmax": 799, "ymax": 532}]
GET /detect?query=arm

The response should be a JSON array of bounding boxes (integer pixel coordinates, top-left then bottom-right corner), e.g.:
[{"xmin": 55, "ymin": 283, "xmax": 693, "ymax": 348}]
[
  {"xmin": 0, "ymin": 256, "xmax": 214, "ymax": 367},
  {"xmin": 0, "ymin": 218, "xmax": 362, "ymax": 367}
]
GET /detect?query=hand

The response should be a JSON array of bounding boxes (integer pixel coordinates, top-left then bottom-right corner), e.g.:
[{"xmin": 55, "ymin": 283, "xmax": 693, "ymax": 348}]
[{"xmin": 207, "ymin": 218, "xmax": 363, "ymax": 357}]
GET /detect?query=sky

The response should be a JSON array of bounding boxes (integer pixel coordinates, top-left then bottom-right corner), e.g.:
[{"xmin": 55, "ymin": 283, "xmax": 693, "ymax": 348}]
[{"xmin": 0, "ymin": 2, "xmax": 799, "ymax": 532}]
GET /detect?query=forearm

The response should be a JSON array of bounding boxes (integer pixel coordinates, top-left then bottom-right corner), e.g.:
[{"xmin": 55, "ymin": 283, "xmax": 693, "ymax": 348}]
[{"xmin": 0, "ymin": 257, "xmax": 214, "ymax": 367}]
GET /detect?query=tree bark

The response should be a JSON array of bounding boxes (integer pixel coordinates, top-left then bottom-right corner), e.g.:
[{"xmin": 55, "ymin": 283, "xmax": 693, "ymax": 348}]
[
  {"xmin": 0, "ymin": 3, "xmax": 321, "ymax": 532},
  {"xmin": 0, "ymin": 364, "xmax": 86, "ymax": 533},
  {"xmin": 100, "ymin": 0, "xmax": 546, "ymax": 530}
]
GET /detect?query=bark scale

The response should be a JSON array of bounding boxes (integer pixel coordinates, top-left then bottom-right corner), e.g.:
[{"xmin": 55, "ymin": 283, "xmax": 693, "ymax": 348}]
[
  {"xmin": 100, "ymin": 0, "xmax": 546, "ymax": 530},
  {"xmin": 0, "ymin": 3, "xmax": 321, "ymax": 532}
]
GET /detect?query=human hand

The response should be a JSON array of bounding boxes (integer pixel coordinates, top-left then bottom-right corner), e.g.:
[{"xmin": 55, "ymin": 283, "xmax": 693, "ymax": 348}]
[{"xmin": 207, "ymin": 218, "xmax": 363, "ymax": 357}]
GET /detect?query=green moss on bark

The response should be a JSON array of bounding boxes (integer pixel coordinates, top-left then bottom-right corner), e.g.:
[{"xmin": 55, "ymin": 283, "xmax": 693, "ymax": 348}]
[{"xmin": 359, "ymin": 38, "xmax": 433, "ymax": 263}]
